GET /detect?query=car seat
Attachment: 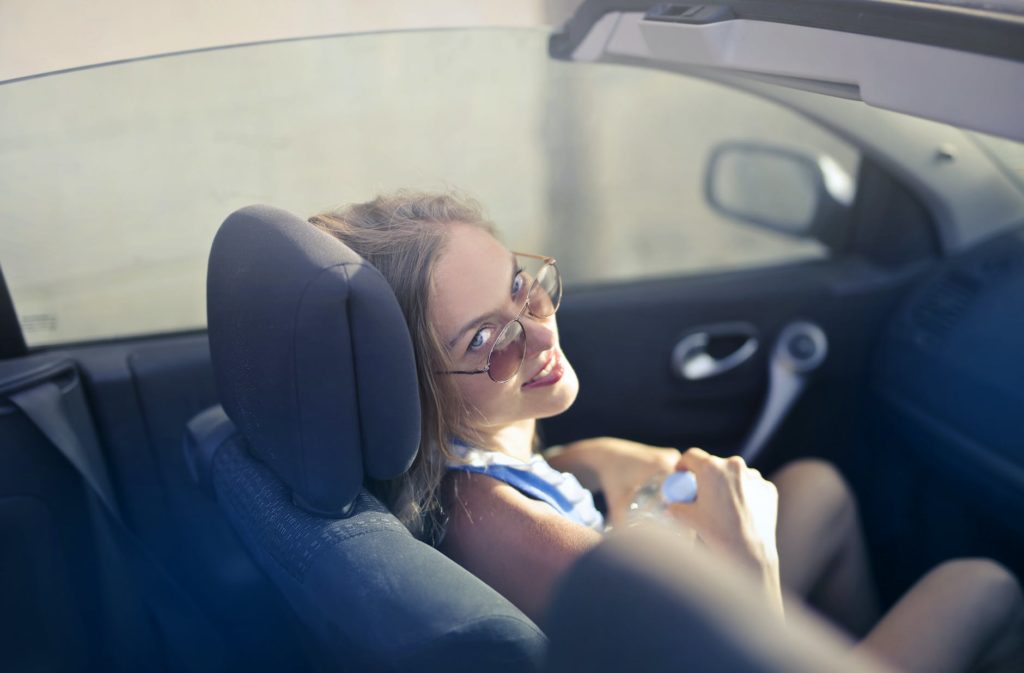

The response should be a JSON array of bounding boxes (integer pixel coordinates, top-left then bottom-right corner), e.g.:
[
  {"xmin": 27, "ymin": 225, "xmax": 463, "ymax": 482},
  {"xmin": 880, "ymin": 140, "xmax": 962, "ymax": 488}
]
[
  {"xmin": 545, "ymin": 524, "xmax": 892, "ymax": 673},
  {"xmin": 183, "ymin": 205, "xmax": 545, "ymax": 673}
]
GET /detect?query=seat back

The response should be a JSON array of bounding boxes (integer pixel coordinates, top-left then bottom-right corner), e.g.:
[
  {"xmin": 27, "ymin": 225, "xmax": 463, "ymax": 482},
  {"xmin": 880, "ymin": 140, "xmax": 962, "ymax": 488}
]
[
  {"xmin": 545, "ymin": 525, "xmax": 893, "ymax": 673},
  {"xmin": 194, "ymin": 205, "xmax": 546, "ymax": 672}
]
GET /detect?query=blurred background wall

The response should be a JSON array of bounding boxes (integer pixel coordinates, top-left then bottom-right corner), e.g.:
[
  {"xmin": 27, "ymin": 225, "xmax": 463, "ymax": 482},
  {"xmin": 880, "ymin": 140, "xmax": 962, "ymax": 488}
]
[{"xmin": 0, "ymin": 1, "xmax": 854, "ymax": 346}]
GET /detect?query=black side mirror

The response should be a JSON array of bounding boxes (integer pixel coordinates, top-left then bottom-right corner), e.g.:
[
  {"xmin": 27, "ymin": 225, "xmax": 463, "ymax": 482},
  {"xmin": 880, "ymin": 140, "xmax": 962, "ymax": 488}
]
[{"xmin": 705, "ymin": 142, "xmax": 854, "ymax": 249}]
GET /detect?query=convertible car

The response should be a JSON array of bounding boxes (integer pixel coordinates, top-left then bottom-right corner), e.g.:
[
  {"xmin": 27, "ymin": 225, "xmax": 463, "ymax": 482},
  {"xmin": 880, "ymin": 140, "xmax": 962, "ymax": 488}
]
[{"xmin": 1, "ymin": 1, "xmax": 1022, "ymax": 671}]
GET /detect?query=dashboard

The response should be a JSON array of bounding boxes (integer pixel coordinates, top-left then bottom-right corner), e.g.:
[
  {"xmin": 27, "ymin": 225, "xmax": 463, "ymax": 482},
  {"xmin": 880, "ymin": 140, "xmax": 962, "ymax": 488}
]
[{"xmin": 872, "ymin": 222, "xmax": 1024, "ymax": 529}]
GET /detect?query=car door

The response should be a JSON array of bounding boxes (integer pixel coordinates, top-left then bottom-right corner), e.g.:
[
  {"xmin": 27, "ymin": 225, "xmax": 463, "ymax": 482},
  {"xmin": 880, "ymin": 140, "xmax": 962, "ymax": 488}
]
[
  {"xmin": 539, "ymin": 0, "xmax": 1024, "ymax": 601},
  {"xmin": 534, "ymin": 54, "xmax": 939, "ymax": 475}
]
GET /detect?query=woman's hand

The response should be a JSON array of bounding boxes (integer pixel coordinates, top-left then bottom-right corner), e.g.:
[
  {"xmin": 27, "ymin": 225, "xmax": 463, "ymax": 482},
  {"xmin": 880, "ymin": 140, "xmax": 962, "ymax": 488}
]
[
  {"xmin": 545, "ymin": 436, "xmax": 683, "ymax": 526},
  {"xmin": 668, "ymin": 447, "xmax": 783, "ymax": 616},
  {"xmin": 547, "ymin": 439, "xmax": 784, "ymax": 615}
]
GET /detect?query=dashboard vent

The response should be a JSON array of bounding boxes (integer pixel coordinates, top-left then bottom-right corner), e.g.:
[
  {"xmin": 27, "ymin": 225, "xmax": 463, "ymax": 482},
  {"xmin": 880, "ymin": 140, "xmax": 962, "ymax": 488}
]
[{"xmin": 910, "ymin": 271, "xmax": 979, "ymax": 346}]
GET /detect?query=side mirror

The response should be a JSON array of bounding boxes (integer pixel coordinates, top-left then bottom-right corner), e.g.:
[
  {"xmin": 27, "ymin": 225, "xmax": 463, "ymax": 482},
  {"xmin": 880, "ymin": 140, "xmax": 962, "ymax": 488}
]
[{"xmin": 704, "ymin": 142, "xmax": 855, "ymax": 247}]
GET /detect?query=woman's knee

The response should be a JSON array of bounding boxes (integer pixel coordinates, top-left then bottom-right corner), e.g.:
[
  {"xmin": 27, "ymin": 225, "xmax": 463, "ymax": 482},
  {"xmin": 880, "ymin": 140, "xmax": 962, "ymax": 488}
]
[
  {"xmin": 927, "ymin": 558, "xmax": 1023, "ymax": 623},
  {"xmin": 773, "ymin": 458, "xmax": 856, "ymax": 518}
]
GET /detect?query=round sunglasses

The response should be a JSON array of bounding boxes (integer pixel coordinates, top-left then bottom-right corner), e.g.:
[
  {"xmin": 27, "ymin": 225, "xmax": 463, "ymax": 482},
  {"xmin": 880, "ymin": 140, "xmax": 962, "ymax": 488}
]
[{"xmin": 441, "ymin": 253, "xmax": 562, "ymax": 383}]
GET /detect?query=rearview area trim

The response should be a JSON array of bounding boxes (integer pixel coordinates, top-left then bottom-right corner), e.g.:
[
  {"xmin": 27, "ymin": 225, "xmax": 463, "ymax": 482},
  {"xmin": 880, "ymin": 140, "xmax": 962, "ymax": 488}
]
[{"xmin": 555, "ymin": 5, "xmax": 1024, "ymax": 141}]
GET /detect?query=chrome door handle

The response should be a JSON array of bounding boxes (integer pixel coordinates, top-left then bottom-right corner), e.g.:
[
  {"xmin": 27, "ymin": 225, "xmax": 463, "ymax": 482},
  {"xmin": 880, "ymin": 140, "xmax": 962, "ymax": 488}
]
[{"xmin": 671, "ymin": 323, "xmax": 759, "ymax": 381}]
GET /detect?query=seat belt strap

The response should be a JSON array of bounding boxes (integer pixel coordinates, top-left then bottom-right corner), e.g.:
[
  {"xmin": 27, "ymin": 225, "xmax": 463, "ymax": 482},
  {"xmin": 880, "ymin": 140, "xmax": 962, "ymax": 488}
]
[{"xmin": 11, "ymin": 381, "xmax": 121, "ymax": 518}]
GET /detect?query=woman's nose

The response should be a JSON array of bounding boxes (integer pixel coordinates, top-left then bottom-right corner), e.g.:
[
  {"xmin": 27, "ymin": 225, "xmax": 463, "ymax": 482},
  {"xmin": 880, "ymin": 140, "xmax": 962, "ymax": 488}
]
[{"xmin": 524, "ymin": 313, "xmax": 557, "ymax": 354}]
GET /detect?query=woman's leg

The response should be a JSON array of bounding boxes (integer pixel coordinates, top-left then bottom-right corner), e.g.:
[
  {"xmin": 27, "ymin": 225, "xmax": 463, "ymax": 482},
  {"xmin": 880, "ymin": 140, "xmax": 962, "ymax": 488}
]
[
  {"xmin": 771, "ymin": 459, "xmax": 881, "ymax": 636},
  {"xmin": 771, "ymin": 460, "xmax": 1024, "ymax": 672},
  {"xmin": 857, "ymin": 558, "xmax": 1024, "ymax": 673}
]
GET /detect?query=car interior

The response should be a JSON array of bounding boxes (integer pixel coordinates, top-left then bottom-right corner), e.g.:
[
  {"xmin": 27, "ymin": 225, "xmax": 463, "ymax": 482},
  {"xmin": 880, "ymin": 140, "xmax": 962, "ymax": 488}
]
[{"xmin": 2, "ymin": 1, "xmax": 1023, "ymax": 672}]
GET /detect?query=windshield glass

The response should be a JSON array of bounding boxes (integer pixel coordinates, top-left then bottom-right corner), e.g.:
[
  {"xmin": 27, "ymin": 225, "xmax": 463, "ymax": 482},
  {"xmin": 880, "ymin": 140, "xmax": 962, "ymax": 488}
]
[{"xmin": 1, "ymin": 28, "xmax": 861, "ymax": 347}]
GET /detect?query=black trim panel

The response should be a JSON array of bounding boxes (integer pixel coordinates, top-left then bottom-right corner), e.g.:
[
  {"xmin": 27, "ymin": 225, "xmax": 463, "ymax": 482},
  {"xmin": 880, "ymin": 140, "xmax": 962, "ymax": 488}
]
[
  {"xmin": 550, "ymin": 0, "xmax": 1024, "ymax": 63},
  {"xmin": 0, "ymin": 266, "xmax": 28, "ymax": 360}
]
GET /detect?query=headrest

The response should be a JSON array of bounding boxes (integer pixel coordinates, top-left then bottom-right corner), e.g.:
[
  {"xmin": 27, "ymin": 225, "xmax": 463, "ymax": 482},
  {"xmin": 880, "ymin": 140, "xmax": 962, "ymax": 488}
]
[{"xmin": 206, "ymin": 205, "xmax": 421, "ymax": 516}]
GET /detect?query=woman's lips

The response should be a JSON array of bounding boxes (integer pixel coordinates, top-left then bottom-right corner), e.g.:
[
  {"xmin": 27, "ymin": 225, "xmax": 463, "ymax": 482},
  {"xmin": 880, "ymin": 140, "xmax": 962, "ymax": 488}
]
[{"xmin": 522, "ymin": 350, "xmax": 564, "ymax": 389}]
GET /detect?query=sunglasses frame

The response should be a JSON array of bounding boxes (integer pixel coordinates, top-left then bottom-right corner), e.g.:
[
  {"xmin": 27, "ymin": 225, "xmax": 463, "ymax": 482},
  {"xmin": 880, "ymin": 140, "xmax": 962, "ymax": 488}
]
[{"xmin": 440, "ymin": 252, "xmax": 561, "ymax": 383}]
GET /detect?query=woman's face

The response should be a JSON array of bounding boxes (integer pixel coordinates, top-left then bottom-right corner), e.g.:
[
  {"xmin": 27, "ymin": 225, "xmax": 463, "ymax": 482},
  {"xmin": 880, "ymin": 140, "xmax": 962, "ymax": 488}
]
[{"xmin": 431, "ymin": 223, "xmax": 579, "ymax": 433}]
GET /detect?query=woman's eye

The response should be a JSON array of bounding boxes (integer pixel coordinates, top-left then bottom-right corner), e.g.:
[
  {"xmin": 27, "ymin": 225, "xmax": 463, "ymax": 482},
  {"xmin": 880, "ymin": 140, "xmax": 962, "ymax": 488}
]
[
  {"xmin": 468, "ymin": 327, "xmax": 493, "ymax": 353},
  {"xmin": 511, "ymin": 270, "xmax": 525, "ymax": 298}
]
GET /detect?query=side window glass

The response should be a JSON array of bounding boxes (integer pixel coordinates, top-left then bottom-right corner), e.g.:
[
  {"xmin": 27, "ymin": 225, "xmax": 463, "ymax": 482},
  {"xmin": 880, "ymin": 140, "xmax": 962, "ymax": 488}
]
[
  {"xmin": 536, "ymin": 63, "xmax": 860, "ymax": 285},
  {"xmin": 0, "ymin": 29, "xmax": 858, "ymax": 347}
]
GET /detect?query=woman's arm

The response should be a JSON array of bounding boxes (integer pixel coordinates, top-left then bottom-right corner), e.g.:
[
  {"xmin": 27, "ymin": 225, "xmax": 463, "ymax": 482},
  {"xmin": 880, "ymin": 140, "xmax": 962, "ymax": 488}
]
[
  {"xmin": 544, "ymin": 437, "xmax": 683, "ymax": 525},
  {"xmin": 439, "ymin": 471, "xmax": 603, "ymax": 623},
  {"xmin": 669, "ymin": 448, "xmax": 784, "ymax": 617},
  {"xmin": 548, "ymin": 439, "xmax": 785, "ymax": 617}
]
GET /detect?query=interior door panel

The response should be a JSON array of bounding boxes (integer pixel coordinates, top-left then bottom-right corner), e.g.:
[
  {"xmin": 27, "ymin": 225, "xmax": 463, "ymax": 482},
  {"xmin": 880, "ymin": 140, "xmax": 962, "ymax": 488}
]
[
  {"xmin": 0, "ymin": 356, "xmax": 114, "ymax": 673},
  {"xmin": 61, "ymin": 336, "xmax": 309, "ymax": 673},
  {"xmin": 541, "ymin": 258, "xmax": 925, "ymax": 466}
]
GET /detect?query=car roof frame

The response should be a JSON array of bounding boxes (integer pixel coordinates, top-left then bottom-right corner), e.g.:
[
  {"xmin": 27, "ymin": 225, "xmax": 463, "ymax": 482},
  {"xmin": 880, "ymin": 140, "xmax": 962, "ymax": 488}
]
[
  {"xmin": 550, "ymin": 1, "xmax": 1024, "ymax": 141},
  {"xmin": 551, "ymin": 0, "xmax": 1024, "ymax": 64}
]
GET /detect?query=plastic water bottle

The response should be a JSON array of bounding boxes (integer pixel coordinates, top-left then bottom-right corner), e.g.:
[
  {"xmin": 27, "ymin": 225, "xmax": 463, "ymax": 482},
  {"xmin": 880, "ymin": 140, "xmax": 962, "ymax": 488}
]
[{"xmin": 628, "ymin": 470, "xmax": 698, "ymax": 521}]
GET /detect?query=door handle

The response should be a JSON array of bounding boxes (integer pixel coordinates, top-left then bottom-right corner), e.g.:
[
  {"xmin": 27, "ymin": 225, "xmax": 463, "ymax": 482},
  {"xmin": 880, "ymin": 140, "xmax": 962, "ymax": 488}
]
[{"xmin": 671, "ymin": 323, "xmax": 759, "ymax": 381}]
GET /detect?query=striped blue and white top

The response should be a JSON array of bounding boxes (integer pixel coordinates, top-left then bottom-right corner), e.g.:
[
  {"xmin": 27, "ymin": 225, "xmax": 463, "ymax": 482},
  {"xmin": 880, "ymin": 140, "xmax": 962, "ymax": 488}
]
[{"xmin": 447, "ymin": 439, "xmax": 605, "ymax": 532}]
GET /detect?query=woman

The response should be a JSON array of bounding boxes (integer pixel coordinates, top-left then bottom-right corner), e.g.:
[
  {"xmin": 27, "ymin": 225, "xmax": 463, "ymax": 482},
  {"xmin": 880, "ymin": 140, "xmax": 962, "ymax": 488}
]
[{"xmin": 310, "ymin": 190, "xmax": 1022, "ymax": 673}]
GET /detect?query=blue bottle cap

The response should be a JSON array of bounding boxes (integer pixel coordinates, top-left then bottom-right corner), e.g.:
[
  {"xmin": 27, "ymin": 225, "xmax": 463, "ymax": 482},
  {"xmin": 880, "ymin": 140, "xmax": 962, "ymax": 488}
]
[{"xmin": 662, "ymin": 470, "xmax": 698, "ymax": 504}]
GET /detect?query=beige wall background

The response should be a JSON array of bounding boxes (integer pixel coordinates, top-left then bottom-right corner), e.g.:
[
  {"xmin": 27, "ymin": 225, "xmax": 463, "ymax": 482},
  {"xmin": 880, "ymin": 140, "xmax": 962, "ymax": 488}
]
[{"xmin": 0, "ymin": 1, "xmax": 575, "ymax": 82}]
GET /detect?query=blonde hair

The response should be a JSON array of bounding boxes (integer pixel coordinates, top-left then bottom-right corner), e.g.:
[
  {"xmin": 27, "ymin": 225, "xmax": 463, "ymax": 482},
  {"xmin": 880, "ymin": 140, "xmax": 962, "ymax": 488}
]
[{"xmin": 309, "ymin": 190, "xmax": 495, "ymax": 542}]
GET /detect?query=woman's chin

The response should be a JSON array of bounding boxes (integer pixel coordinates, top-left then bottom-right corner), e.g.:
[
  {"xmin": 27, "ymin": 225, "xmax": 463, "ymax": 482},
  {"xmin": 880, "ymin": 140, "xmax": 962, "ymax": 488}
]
[{"xmin": 535, "ymin": 361, "xmax": 580, "ymax": 419}]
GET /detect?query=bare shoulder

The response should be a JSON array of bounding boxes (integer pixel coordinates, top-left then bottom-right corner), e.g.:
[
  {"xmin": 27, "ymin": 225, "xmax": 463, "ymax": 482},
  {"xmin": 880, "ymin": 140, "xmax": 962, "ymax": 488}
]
[
  {"xmin": 444, "ymin": 469, "xmax": 555, "ymax": 524},
  {"xmin": 439, "ymin": 470, "xmax": 602, "ymax": 621},
  {"xmin": 442, "ymin": 470, "xmax": 600, "ymax": 547}
]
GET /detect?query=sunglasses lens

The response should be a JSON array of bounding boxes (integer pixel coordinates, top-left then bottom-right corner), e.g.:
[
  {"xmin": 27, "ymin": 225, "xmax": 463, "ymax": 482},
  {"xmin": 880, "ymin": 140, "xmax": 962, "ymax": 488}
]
[
  {"xmin": 488, "ymin": 320, "xmax": 526, "ymax": 382},
  {"xmin": 527, "ymin": 263, "xmax": 561, "ymax": 318}
]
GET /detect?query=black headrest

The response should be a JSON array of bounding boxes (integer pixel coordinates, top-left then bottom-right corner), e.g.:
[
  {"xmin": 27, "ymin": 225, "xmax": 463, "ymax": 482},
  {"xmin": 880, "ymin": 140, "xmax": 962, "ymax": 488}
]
[{"xmin": 206, "ymin": 205, "xmax": 420, "ymax": 516}]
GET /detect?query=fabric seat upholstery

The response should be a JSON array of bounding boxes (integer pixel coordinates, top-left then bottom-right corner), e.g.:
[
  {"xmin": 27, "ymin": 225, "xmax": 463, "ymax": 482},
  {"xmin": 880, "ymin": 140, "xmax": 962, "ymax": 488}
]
[
  {"xmin": 545, "ymin": 525, "xmax": 892, "ymax": 673},
  {"xmin": 188, "ymin": 205, "xmax": 546, "ymax": 672}
]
